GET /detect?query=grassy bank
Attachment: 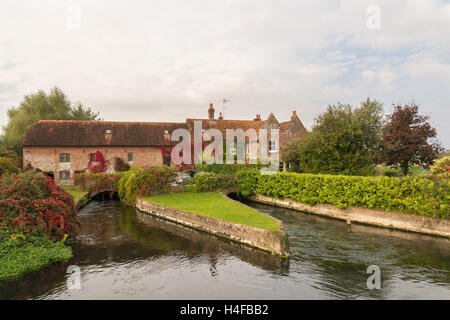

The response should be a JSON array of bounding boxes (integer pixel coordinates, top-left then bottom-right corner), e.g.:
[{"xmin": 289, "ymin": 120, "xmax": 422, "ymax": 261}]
[
  {"xmin": 61, "ymin": 185, "xmax": 89, "ymax": 203},
  {"xmin": 143, "ymin": 192, "xmax": 280, "ymax": 231},
  {"xmin": 0, "ymin": 232, "xmax": 73, "ymax": 281}
]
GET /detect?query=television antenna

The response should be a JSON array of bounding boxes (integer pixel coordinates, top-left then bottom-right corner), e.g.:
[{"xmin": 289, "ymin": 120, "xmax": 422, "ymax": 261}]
[{"xmin": 222, "ymin": 98, "xmax": 229, "ymax": 118}]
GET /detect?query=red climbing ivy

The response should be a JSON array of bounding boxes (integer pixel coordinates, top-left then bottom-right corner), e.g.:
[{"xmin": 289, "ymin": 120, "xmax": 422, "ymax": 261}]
[{"xmin": 87, "ymin": 151, "xmax": 109, "ymax": 173}]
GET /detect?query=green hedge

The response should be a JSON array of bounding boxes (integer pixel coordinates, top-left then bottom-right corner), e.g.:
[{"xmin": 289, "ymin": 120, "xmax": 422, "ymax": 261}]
[
  {"xmin": 195, "ymin": 163, "xmax": 262, "ymax": 174},
  {"xmin": 117, "ymin": 166, "xmax": 175, "ymax": 204},
  {"xmin": 75, "ymin": 171, "xmax": 125, "ymax": 194},
  {"xmin": 189, "ymin": 172, "xmax": 236, "ymax": 192},
  {"xmin": 237, "ymin": 170, "xmax": 449, "ymax": 219}
]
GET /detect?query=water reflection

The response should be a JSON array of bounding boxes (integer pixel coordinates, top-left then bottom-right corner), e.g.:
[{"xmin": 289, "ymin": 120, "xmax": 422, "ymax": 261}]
[{"xmin": 0, "ymin": 200, "xmax": 449, "ymax": 300}]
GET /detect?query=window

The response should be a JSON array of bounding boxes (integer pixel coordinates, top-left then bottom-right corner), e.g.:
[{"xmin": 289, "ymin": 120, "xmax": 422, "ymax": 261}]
[
  {"xmin": 59, "ymin": 171, "xmax": 70, "ymax": 180},
  {"xmin": 269, "ymin": 140, "xmax": 278, "ymax": 153},
  {"xmin": 89, "ymin": 153, "xmax": 97, "ymax": 162},
  {"xmin": 60, "ymin": 153, "xmax": 70, "ymax": 162},
  {"xmin": 128, "ymin": 152, "xmax": 133, "ymax": 162}
]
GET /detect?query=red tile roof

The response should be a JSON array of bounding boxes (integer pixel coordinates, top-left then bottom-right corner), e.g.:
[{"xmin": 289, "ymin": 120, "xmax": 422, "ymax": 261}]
[{"xmin": 23, "ymin": 120, "xmax": 187, "ymax": 147}]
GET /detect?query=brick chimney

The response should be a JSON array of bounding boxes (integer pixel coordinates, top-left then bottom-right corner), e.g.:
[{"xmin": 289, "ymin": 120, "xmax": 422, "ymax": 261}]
[
  {"xmin": 208, "ymin": 103, "xmax": 215, "ymax": 120},
  {"xmin": 254, "ymin": 114, "xmax": 261, "ymax": 121},
  {"xmin": 218, "ymin": 112, "xmax": 223, "ymax": 120},
  {"xmin": 291, "ymin": 110, "xmax": 297, "ymax": 120},
  {"xmin": 105, "ymin": 129, "xmax": 112, "ymax": 144}
]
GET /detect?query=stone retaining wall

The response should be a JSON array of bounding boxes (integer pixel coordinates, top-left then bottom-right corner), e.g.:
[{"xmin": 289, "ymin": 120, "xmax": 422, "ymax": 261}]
[
  {"xmin": 249, "ymin": 194, "xmax": 450, "ymax": 238},
  {"xmin": 136, "ymin": 198, "xmax": 289, "ymax": 256}
]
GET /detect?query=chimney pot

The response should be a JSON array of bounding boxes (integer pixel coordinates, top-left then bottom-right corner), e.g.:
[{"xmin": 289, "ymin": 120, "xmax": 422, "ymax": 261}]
[
  {"xmin": 208, "ymin": 103, "xmax": 215, "ymax": 120},
  {"xmin": 291, "ymin": 110, "xmax": 297, "ymax": 119}
]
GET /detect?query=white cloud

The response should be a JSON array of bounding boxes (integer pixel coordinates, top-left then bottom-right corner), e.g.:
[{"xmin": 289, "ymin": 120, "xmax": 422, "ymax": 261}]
[{"xmin": 0, "ymin": 0, "xmax": 449, "ymax": 147}]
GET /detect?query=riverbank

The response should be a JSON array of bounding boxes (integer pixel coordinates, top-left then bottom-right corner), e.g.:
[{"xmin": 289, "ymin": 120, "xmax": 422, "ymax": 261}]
[
  {"xmin": 137, "ymin": 192, "xmax": 289, "ymax": 256},
  {"xmin": 249, "ymin": 194, "xmax": 450, "ymax": 238},
  {"xmin": 61, "ymin": 185, "xmax": 89, "ymax": 209}
]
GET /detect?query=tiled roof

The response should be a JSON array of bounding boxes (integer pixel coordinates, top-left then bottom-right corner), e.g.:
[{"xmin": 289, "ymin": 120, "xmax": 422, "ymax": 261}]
[
  {"xmin": 186, "ymin": 118, "xmax": 266, "ymax": 134},
  {"xmin": 23, "ymin": 120, "xmax": 187, "ymax": 147}
]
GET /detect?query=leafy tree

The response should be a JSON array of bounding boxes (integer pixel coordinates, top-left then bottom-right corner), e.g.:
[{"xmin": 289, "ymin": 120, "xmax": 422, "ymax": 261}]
[
  {"xmin": 1, "ymin": 87, "xmax": 101, "ymax": 155},
  {"xmin": 283, "ymin": 98, "xmax": 383, "ymax": 175},
  {"xmin": 381, "ymin": 102, "xmax": 443, "ymax": 175}
]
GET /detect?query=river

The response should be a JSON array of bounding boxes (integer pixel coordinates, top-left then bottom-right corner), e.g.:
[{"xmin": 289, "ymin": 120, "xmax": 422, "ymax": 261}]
[{"xmin": 1, "ymin": 199, "xmax": 449, "ymax": 299}]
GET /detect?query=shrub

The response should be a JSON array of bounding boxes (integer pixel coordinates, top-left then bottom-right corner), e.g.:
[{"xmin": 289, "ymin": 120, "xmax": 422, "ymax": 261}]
[
  {"xmin": 0, "ymin": 157, "xmax": 19, "ymax": 175},
  {"xmin": 0, "ymin": 171, "xmax": 79, "ymax": 240},
  {"xmin": 430, "ymin": 156, "xmax": 450, "ymax": 179},
  {"xmin": 117, "ymin": 166, "xmax": 175, "ymax": 204},
  {"xmin": 0, "ymin": 230, "xmax": 73, "ymax": 281},
  {"xmin": 237, "ymin": 171, "xmax": 449, "ymax": 218},
  {"xmin": 113, "ymin": 157, "xmax": 131, "ymax": 172},
  {"xmin": 190, "ymin": 172, "xmax": 237, "ymax": 192},
  {"xmin": 216, "ymin": 173, "xmax": 237, "ymax": 190},
  {"xmin": 236, "ymin": 169, "xmax": 260, "ymax": 197},
  {"xmin": 191, "ymin": 172, "xmax": 219, "ymax": 192},
  {"xmin": 195, "ymin": 163, "xmax": 261, "ymax": 174},
  {"xmin": 75, "ymin": 172, "xmax": 125, "ymax": 194}
]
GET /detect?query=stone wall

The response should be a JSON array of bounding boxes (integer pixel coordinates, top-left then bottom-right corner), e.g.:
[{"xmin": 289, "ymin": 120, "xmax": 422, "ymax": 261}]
[
  {"xmin": 136, "ymin": 198, "xmax": 289, "ymax": 256},
  {"xmin": 250, "ymin": 194, "xmax": 450, "ymax": 239},
  {"xmin": 23, "ymin": 146, "xmax": 163, "ymax": 185}
]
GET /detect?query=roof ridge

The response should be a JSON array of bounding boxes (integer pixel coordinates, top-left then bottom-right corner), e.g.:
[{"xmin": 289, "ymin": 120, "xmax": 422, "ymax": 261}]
[{"xmin": 36, "ymin": 120, "xmax": 185, "ymax": 125}]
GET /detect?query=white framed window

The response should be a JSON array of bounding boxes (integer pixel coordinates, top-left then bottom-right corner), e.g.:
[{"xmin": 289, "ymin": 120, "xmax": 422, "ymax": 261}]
[{"xmin": 269, "ymin": 140, "xmax": 278, "ymax": 153}]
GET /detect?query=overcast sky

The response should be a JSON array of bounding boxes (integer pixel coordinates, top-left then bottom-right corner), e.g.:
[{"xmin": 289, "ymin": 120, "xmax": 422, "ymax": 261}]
[{"xmin": 1, "ymin": 0, "xmax": 449, "ymax": 147}]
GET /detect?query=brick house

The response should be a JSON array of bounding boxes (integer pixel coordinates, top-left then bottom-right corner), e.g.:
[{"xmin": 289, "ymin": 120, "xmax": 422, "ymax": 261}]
[{"xmin": 23, "ymin": 104, "xmax": 307, "ymax": 185}]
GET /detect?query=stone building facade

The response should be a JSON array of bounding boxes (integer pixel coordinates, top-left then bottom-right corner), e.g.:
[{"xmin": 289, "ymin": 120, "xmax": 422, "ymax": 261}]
[{"xmin": 23, "ymin": 104, "xmax": 307, "ymax": 185}]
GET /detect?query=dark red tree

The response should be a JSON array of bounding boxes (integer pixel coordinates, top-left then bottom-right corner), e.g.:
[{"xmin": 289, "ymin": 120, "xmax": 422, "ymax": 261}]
[{"xmin": 382, "ymin": 102, "xmax": 443, "ymax": 175}]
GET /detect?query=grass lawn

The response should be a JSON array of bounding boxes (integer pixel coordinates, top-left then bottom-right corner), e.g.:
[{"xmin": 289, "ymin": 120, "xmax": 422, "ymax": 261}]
[
  {"xmin": 61, "ymin": 185, "xmax": 88, "ymax": 203},
  {"xmin": 143, "ymin": 192, "xmax": 280, "ymax": 231}
]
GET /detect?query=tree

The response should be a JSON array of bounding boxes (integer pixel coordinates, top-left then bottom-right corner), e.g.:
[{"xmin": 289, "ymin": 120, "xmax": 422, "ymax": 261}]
[
  {"xmin": 1, "ymin": 87, "xmax": 101, "ymax": 155},
  {"xmin": 381, "ymin": 102, "xmax": 443, "ymax": 175},
  {"xmin": 283, "ymin": 98, "xmax": 383, "ymax": 175}
]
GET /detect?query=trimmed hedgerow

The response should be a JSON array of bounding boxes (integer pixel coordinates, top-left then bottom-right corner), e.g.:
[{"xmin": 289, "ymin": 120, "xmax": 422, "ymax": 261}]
[
  {"xmin": 117, "ymin": 166, "xmax": 175, "ymax": 204},
  {"xmin": 190, "ymin": 172, "xmax": 236, "ymax": 192},
  {"xmin": 237, "ymin": 171, "xmax": 449, "ymax": 219},
  {"xmin": 74, "ymin": 171, "xmax": 125, "ymax": 194},
  {"xmin": 195, "ymin": 163, "xmax": 262, "ymax": 174}
]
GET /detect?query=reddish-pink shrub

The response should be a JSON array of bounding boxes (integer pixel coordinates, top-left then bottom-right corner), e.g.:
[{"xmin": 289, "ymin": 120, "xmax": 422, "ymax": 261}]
[{"xmin": 0, "ymin": 171, "xmax": 79, "ymax": 241}]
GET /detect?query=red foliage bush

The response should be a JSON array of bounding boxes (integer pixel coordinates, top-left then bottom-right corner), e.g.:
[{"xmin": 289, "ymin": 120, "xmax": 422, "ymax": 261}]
[{"xmin": 0, "ymin": 171, "xmax": 79, "ymax": 241}]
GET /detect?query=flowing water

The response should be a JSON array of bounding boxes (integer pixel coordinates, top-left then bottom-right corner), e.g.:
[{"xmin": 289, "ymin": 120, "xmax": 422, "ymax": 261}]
[{"xmin": 1, "ymin": 200, "xmax": 449, "ymax": 300}]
